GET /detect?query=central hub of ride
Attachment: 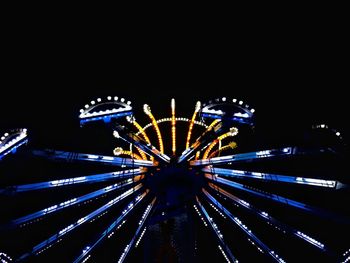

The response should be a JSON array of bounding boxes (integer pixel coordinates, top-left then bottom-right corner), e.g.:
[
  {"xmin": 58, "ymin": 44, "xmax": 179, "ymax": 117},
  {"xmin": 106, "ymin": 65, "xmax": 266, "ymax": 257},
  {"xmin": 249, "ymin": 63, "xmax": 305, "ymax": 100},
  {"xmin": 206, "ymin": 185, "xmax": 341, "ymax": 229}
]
[{"xmin": 146, "ymin": 161, "xmax": 202, "ymax": 213}]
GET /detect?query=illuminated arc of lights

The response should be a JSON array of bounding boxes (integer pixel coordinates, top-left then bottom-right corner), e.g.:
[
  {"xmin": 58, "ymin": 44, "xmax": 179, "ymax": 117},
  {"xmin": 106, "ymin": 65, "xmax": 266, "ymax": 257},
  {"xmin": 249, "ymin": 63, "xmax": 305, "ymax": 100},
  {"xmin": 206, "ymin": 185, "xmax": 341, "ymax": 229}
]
[
  {"xmin": 135, "ymin": 146, "xmax": 148, "ymax": 160},
  {"xmin": 125, "ymin": 117, "xmax": 151, "ymax": 160},
  {"xmin": 186, "ymin": 101, "xmax": 201, "ymax": 149},
  {"xmin": 183, "ymin": 119, "xmax": 221, "ymax": 160},
  {"xmin": 0, "ymin": 129, "xmax": 28, "ymax": 159},
  {"xmin": 136, "ymin": 117, "xmax": 207, "ymax": 136},
  {"xmin": 208, "ymin": 142, "xmax": 237, "ymax": 158},
  {"xmin": 117, "ymin": 119, "xmax": 151, "ymax": 160},
  {"xmin": 171, "ymin": 98, "xmax": 176, "ymax": 155},
  {"xmin": 143, "ymin": 104, "xmax": 164, "ymax": 153},
  {"xmin": 113, "ymin": 147, "xmax": 143, "ymax": 160},
  {"xmin": 127, "ymin": 117, "xmax": 151, "ymax": 145},
  {"xmin": 207, "ymin": 119, "xmax": 221, "ymax": 130},
  {"xmin": 202, "ymin": 127, "xmax": 238, "ymax": 159},
  {"xmin": 79, "ymin": 96, "xmax": 132, "ymax": 119}
]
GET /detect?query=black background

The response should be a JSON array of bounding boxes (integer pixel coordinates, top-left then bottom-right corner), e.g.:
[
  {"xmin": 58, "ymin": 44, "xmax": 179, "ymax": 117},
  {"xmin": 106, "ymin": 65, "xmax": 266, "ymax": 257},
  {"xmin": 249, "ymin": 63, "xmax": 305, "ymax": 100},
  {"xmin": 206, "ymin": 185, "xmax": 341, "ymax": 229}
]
[{"xmin": 1, "ymin": 21, "xmax": 348, "ymax": 148}]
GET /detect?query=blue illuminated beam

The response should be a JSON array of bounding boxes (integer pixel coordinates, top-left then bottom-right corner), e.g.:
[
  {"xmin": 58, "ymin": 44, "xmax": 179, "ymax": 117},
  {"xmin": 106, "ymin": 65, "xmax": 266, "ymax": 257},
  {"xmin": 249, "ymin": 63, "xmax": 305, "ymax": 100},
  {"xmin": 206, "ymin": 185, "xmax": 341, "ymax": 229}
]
[
  {"xmin": 178, "ymin": 121, "xmax": 225, "ymax": 163},
  {"xmin": 195, "ymin": 196, "xmax": 238, "ymax": 263},
  {"xmin": 202, "ymin": 189, "xmax": 286, "ymax": 262},
  {"xmin": 113, "ymin": 126, "xmax": 170, "ymax": 164},
  {"xmin": 31, "ymin": 149, "xmax": 156, "ymax": 167},
  {"xmin": 0, "ymin": 168, "xmax": 146, "ymax": 194},
  {"xmin": 10, "ymin": 175, "xmax": 144, "ymax": 227},
  {"xmin": 202, "ymin": 167, "xmax": 344, "ymax": 189},
  {"xmin": 16, "ymin": 184, "xmax": 143, "ymax": 261},
  {"xmin": 72, "ymin": 191, "xmax": 152, "ymax": 263},
  {"xmin": 116, "ymin": 197, "xmax": 157, "ymax": 263},
  {"xmin": 207, "ymin": 184, "xmax": 330, "ymax": 253},
  {"xmin": 206, "ymin": 174, "xmax": 350, "ymax": 223},
  {"xmin": 190, "ymin": 147, "xmax": 294, "ymax": 166}
]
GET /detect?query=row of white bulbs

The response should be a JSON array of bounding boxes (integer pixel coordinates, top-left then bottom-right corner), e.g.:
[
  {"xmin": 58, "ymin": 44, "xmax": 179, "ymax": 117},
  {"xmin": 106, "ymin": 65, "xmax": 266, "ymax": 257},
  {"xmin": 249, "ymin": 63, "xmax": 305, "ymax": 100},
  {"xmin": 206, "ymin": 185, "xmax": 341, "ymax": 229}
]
[
  {"xmin": 0, "ymin": 129, "xmax": 27, "ymax": 153},
  {"xmin": 79, "ymin": 96, "xmax": 132, "ymax": 113},
  {"xmin": 203, "ymin": 97, "xmax": 255, "ymax": 113}
]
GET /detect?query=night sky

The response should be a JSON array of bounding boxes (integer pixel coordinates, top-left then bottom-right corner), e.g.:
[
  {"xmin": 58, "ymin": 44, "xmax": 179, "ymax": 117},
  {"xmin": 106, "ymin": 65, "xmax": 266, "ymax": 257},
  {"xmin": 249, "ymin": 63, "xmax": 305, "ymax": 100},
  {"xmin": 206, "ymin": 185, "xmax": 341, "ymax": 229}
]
[
  {"xmin": 1, "ymin": 66, "xmax": 348, "ymax": 149},
  {"xmin": 1, "ymin": 28, "xmax": 348, "ymax": 152},
  {"xmin": 1, "ymin": 22, "xmax": 350, "ymax": 262}
]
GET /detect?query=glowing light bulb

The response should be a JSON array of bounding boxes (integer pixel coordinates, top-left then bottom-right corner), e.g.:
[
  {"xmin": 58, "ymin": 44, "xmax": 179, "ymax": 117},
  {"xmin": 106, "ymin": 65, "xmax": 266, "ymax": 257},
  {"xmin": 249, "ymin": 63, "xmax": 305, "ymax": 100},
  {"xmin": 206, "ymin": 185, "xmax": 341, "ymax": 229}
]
[
  {"xmin": 113, "ymin": 147, "xmax": 123, "ymax": 156},
  {"xmin": 143, "ymin": 104, "xmax": 151, "ymax": 115},
  {"xmin": 113, "ymin": 131, "xmax": 120, "ymax": 138}
]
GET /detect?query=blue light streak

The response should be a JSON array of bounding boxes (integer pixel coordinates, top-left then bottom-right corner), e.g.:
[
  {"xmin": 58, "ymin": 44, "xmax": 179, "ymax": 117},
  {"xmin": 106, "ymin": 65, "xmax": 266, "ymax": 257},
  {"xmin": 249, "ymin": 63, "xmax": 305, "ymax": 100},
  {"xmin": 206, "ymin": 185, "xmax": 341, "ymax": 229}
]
[
  {"xmin": 206, "ymin": 174, "xmax": 346, "ymax": 221},
  {"xmin": 17, "ymin": 184, "xmax": 143, "ymax": 261},
  {"xmin": 202, "ymin": 189, "xmax": 286, "ymax": 262},
  {"xmin": 202, "ymin": 167, "xmax": 338, "ymax": 188},
  {"xmin": 207, "ymin": 184, "xmax": 328, "ymax": 252},
  {"xmin": 195, "ymin": 196, "xmax": 238, "ymax": 263},
  {"xmin": 31, "ymin": 150, "xmax": 156, "ymax": 167},
  {"xmin": 190, "ymin": 147, "xmax": 293, "ymax": 166},
  {"xmin": 11, "ymin": 176, "xmax": 143, "ymax": 227},
  {"xmin": 117, "ymin": 198, "xmax": 156, "ymax": 263},
  {"xmin": 72, "ymin": 191, "xmax": 152, "ymax": 263},
  {"xmin": 1, "ymin": 168, "xmax": 145, "ymax": 193}
]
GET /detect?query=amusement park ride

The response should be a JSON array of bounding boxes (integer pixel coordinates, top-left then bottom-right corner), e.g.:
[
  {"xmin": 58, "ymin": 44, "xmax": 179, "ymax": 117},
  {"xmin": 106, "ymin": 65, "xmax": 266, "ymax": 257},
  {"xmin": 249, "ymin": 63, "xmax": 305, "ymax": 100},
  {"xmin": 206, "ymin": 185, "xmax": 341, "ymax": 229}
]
[{"xmin": 0, "ymin": 96, "xmax": 349, "ymax": 262}]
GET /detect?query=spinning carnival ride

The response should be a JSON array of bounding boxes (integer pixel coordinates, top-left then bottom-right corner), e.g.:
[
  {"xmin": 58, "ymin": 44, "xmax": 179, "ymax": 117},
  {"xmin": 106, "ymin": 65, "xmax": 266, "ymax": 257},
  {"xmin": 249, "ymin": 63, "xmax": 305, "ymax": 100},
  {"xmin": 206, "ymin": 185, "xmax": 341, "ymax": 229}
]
[{"xmin": 0, "ymin": 96, "xmax": 349, "ymax": 262}]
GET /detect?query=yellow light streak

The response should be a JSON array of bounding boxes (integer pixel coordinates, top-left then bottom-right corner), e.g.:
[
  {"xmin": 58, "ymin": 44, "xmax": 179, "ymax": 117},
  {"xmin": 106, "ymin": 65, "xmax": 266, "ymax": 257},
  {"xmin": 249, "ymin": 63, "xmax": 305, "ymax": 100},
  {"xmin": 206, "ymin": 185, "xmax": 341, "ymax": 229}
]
[
  {"xmin": 207, "ymin": 119, "xmax": 221, "ymax": 131},
  {"xmin": 195, "ymin": 151, "xmax": 201, "ymax": 160},
  {"xmin": 186, "ymin": 101, "xmax": 201, "ymax": 149},
  {"xmin": 113, "ymin": 147, "xmax": 143, "ymax": 160},
  {"xmin": 127, "ymin": 116, "xmax": 151, "ymax": 145},
  {"xmin": 202, "ymin": 127, "xmax": 238, "ymax": 159},
  {"xmin": 171, "ymin": 98, "xmax": 176, "ymax": 155},
  {"xmin": 208, "ymin": 142, "xmax": 237, "ymax": 158},
  {"xmin": 144, "ymin": 104, "xmax": 164, "ymax": 153}
]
